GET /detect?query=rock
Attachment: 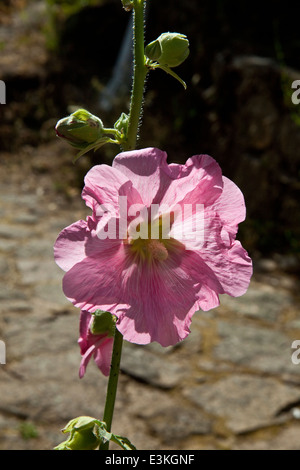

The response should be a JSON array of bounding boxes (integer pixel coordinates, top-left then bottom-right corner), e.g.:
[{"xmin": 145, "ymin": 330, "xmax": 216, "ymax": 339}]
[
  {"xmin": 121, "ymin": 343, "xmax": 188, "ymax": 389},
  {"xmin": 16, "ymin": 239, "xmax": 54, "ymax": 259},
  {"xmin": 146, "ymin": 404, "xmax": 212, "ymax": 444},
  {"xmin": 220, "ymin": 282, "xmax": 292, "ymax": 322},
  {"xmin": 124, "ymin": 381, "xmax": 212, "ymax": 446},
  {"xmin": 0, "ymin": 357, "xmax": 108, "ymax": 424},
  {"xmin": 0, "ymin": 259, "xmax": 9, "ymax": 275},
  {"xmin": 273, "ymin": 254, "xmax": 300, "ymax": 274},
  {"xmin": 233, "ymin": 425, "xmax": 300, "ymax": 450},
  {"xmin": 0, "ymin": 224, "xmax": 31, "ymax": 240},
  {"xmin": 213, "ymin": 321, "xmax": 300, "ymax": 377},
  {"xmin": 0, "ymin": 301, "xmax": 32, "ymax": 313},
  {"xmin": 13, "ymin": 214, "xmax": 39, "ymax": 225},
  {"xmin": 3, "ymin": 314, "xmax": 79, "ymax": 361},
  {"xmin": 0, "ymin": 240, "xmax": 17, "ymax": 252},
  {"xmin": 16, "ymin": 259, "xmax": 63, "ymax": 285},
  {"xmin": 0, "ymin": 287, "xmax": 27, "ymax": 301},
  {"xmin": 184, "ymin": 375, "xmax": 300, "ymax": 434},
  {"xmin": 33, "ymin": 283, "xmax": 70, "ymax": 308}
]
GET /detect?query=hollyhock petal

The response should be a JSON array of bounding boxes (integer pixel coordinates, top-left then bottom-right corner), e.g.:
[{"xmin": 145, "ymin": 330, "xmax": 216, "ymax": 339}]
[
  {"xmin": 82, "ymin": 164, "xmax": 129, "ymax": 212},
  {"xmin": 116, "ymin": 249, "xmax": 222, "ymax": 346},
  {"xmin": 78, "ymin": 309, "xmax": 91, "ymax": 351},
  {"xmin": 54, "ymin": 219, "xmax": 120, "ymax": 272},
  {"xmin": 93, "ymin": 337, "xmax": 114, "ymax": 376},
  {"xmin": 160, "ymin": 154, "xmax": 224, "ymax": 208},
  {"xmin": 112, "ymin": 147, "xmax": 170, "ymax": 207},
  {"xmin": 215, "ymin": 176, "xmax": 246, "ymax": 226},
  {"xmin": 54, "ymin": 220, "xmax": 88, "ymax": 272},
  {"xmin": 63, "ymin": 246, "xmax": 199, "ymax": 346},
  {"xmin": 55, "ymin": 147, "xmax": 253, "ymax": 348},
  {"xmin": 113, "ymin": 148, "xmax": 223, "ymax": 208},
  {"xmin": 79, "ymin": 343, "xmax": 97, "ymax": 378},
  {"xmin": 212, "ymin": 176, "xmax": 246, "ymax": 245},
  {"xmin": 78, "ymin": 311, "xmax": 113, "ymax": 377},
  {"xmin": 62, "ymin": 243, "xmax": 130, "ymax": 313},
  {"xmin": 197, "ymin": 240, "xmax": 253, "ymax": 297},
  {"xmin": 82, "ymin": 164, "xmax": 145, "ymax": 223}
]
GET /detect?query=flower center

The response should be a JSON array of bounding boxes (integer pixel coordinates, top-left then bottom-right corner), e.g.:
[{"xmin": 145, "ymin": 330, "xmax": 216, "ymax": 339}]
[
  {"xmin": 126, "ymin": 216, "xmax": 171, "ymax": 263},
  {"xmin": 130, "ymin": 237, "xmax": 169, "ymax": 262},
  {"xmin": 126, "ymin": 213, "xmax": 185, "ymax": 263}
]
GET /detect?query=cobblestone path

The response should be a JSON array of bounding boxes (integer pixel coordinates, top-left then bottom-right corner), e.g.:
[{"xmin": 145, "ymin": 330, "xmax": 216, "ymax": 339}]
[{"xmin": 0, "ymin": 144, "xmax": 300, "ymax": 450}]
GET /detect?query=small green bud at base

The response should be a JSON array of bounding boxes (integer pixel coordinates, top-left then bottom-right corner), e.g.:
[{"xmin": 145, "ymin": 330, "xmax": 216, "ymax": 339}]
[
  {"xmin": 55, "ymin": 109, "xmax": 104, "ymax": 149},
  {"xmin": 54, "ymin": 416, "xmax": 100, "ymax": 451},
  {"xmin": 114, "ymin": 112, "xmax": 129, "ymax": 138},
  {"xmin": 90, "ymin": 310, "xmax": 116, "ymax": 336}
]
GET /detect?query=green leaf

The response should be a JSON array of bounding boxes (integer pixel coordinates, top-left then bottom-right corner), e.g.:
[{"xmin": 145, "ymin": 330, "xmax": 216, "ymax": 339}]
[
  {"xmin": 93, "ymin": 421, "xmax": 137, "ymax": 450},
  {"xmin": 155, "ymin": 64, "xmax": 187, "ymax": 89},
  {"xmin": 72, "ymin": 137, "xmax": 115, "ymax": 163},
  {"xmin": 111, "ymin": 434, "xmax": 137, "ymax": 450}
]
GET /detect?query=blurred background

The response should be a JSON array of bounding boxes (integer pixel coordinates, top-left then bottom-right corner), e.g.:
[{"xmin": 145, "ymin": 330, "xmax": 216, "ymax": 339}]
[
  {"xmin": 1, "ymin": 0, "xmax": 300, "ymax": 258},
  {"xmin": 0, "ymin": 0, "xmax": 300, "ymax": 450}
]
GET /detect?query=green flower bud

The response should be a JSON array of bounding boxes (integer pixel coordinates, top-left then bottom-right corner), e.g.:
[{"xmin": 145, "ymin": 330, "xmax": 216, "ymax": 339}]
[
  {"xmin": 114, "ymin": 112, "xmax": 129, "ymax": 137},
  {"xmin": 146, "ymin": 32, "xmax": 189, "ymax": 68},
  {"xmin": 145, "ymin": 39, "xmax": 162, "ymax": 62},
  {"xmin": 55, "ymin": 109, "xmax": 104, "ymax": 149},
  {"xmin": 54, "ymin": 416, "xmax": 100, "ymax": 451},
  {"xmin": 90, "ymin": 310, "xmax": 115, "ymax": 336}
]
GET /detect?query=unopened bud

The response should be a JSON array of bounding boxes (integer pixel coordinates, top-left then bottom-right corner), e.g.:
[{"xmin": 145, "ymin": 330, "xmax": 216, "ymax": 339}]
[
  {"xmin": 114, "ymin": 112, "xmax": 129, "ymax": 137},
  {"xmin": 55, "ymin": 109, "xmax": 104, "ymax": 149},
  {"xmin": 145, "ymin": 32, "xmax": 189, "ymax": 68},
  {"xmin": 90, "ymin": 310, "xmax": 115, "ymax": 336},
  {"xmin": 54, "ymin": 416, "xmax": 100, "ymax": 451}
]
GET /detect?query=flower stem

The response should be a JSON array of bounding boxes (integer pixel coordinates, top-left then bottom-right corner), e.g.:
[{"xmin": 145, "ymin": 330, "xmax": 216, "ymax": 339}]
[
  {"xmin": 99, "ymin": 328, "xmax": 123, "ymax": 450},
  {"xmin": 123, "ymin": 0, "xmax": 148, "ymax": 151},
  {"xmin": 99, "ymin": 0, "xmax": 146, "ymax": 451}
]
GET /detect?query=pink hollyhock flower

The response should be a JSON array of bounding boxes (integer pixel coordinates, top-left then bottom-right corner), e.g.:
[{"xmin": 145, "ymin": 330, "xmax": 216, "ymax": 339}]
[
  {"xmin": 54, "ymin": 147, "xmax": 252, "ymax": 347},
  {"xmin": 78, "ymin": 311, "xmax": 113, "ymax": 377}
]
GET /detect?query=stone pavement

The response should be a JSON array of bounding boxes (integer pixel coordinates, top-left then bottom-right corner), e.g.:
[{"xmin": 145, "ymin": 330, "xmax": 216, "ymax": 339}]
[{"xmin": 0, "ymin": 145, "xmax": 300, "ymax": 450}]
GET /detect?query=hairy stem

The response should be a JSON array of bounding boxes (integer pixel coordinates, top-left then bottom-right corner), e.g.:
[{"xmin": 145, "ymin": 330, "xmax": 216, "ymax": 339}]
[
  {"xmin": 123, "ymin": 0, "xmax": 148, "ymax": 150},
  {"xmin": 99, "ymin": 0, "xmax": 147, "ymax": 451},
  {"xmin": 99, "ymin": 328, "xmax": 123, "ymax": 450}
]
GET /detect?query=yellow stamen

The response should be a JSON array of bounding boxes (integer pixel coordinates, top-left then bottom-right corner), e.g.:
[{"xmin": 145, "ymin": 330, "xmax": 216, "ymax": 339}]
[{"xmin": 147, "ymin": 240, "xmax": 168, "ymax": 261}]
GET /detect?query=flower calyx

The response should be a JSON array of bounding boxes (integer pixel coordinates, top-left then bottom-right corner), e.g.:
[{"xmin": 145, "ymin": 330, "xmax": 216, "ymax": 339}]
[
  {"xmin": 145, "ymin": 32, "xmax": 189, "ymax": 89},
  {"xmin": 54, "ymin": 416, "xmax": 101, "ymax": 450},
  {"xmin": 90, "ymin": 310, "xmax": 116, "ymax": 337},
  {"xmin": 55, "ymin": 109, "xmax": 124, "ymax": 162},
  {"xmin": 54, "ymin": 416, "xmax": 136, "ymax": 450}
]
